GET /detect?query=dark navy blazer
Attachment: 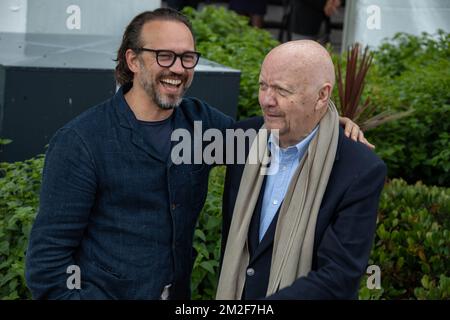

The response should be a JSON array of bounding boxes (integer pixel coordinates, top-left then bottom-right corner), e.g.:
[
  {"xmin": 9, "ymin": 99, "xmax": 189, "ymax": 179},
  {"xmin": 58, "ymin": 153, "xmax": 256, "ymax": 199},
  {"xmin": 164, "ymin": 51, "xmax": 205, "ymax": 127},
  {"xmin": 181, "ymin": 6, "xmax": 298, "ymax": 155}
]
[
  {"xmin": 221, "ymin": 116, "xmax": 387, "ymax": 299},
  {"xmin": 25, "ymin": 85, "xmax": 233, "ymax": 299}
]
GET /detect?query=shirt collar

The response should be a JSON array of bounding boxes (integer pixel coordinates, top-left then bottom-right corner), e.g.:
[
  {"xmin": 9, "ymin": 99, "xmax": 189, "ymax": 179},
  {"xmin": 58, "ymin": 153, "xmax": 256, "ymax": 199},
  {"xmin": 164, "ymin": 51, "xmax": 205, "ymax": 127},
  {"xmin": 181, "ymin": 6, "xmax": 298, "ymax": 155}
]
[{"xmin": 268, "ymin": 125, "xmax": 319, "ymax": 158}]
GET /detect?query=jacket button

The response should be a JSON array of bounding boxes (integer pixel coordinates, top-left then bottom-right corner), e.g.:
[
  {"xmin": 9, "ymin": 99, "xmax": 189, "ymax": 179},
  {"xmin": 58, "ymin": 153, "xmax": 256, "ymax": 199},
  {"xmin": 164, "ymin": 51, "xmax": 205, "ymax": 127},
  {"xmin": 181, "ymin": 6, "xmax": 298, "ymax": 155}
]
[
  {"xmin": 171, "ymin": 203, "xmax": 177, "ymax": 210},
  {"xmin": 246, "ymin": 268, "xmax": 255, "ymax": 276}
]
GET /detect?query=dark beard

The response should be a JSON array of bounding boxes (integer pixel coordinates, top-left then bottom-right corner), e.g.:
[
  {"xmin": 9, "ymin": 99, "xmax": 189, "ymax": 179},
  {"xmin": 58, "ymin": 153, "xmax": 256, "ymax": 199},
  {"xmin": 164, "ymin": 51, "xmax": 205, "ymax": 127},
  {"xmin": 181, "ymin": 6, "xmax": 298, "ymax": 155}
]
[{"xmin": 140, "ymin": 70, "xmax": 187, "ymax": 110}]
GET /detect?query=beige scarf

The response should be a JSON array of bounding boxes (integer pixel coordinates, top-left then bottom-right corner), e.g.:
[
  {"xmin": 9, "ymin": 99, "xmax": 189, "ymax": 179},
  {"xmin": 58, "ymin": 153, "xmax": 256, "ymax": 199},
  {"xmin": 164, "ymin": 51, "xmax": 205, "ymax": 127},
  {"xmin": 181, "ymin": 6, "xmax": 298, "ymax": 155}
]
[{"xmin": 216, "ymin": 101, "xmax": 339, "ymax": 299}]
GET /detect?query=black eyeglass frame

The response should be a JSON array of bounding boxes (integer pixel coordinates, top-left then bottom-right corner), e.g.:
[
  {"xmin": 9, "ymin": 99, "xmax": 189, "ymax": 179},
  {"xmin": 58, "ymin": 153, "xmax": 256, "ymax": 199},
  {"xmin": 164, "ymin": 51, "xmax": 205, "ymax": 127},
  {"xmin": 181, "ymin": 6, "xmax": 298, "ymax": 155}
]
[{"xmin": 134, "ymin": 47, "xmax": 201, "ymax": 69}]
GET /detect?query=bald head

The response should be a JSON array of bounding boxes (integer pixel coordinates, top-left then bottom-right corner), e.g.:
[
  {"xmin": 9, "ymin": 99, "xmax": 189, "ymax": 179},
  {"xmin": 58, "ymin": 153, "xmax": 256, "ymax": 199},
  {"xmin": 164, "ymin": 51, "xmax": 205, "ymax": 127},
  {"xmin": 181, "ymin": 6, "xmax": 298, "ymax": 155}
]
[
  {"xmin": 264, "ymin": 40, "xmax": 335, "ymax": 89},
  {"xmin": 258, "ymin": 40, "xmax": 336, "ymax": 147}
]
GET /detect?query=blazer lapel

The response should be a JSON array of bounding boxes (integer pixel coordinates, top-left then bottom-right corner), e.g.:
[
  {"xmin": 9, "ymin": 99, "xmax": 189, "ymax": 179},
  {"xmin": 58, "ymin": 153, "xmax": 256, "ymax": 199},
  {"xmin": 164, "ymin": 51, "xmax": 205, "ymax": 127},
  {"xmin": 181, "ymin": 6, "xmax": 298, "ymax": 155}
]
[
  {"xmin": 247, "ymin": 174, "xmax": 283, "ymax": 265},
  {"xmin": 249, "ymin": 206, "xmax": 280, "ymax": 264},
  {"xmin": 115, "ymin": 91, "xmax": 173, "ymax": 163},
  {"xmin": 247, "ymin": 176, "xmax": 267, "ymax": 257}
]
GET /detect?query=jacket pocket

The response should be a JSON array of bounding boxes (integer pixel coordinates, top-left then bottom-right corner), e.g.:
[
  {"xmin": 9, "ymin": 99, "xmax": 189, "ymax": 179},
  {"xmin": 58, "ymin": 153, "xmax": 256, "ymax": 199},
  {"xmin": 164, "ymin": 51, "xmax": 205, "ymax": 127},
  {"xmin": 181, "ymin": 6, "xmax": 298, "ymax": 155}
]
[{"xmin": 78, "ymin": 259, "xmax": 135, "ymax": 299}]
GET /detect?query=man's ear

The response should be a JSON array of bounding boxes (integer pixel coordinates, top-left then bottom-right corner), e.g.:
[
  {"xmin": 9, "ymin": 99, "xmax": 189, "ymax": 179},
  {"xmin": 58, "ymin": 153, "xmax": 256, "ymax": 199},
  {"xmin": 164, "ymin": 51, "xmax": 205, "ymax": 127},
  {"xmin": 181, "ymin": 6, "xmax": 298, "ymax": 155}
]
[
  {"xmin": 125, "ymin": 48, "xmax": 140, "ymax": 74},
  {"xmin": 315, "ymin": 83, "xmax": 332, "ymax": 111}
]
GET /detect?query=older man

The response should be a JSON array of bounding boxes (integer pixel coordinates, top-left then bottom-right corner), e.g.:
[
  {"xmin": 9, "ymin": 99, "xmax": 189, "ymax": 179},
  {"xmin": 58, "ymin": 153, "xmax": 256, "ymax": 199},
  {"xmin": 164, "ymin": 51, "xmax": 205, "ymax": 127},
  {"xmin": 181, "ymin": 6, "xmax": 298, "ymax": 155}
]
[{"xmin": 218, "ymin": 40, "xmax": 386, "ymax": 300}]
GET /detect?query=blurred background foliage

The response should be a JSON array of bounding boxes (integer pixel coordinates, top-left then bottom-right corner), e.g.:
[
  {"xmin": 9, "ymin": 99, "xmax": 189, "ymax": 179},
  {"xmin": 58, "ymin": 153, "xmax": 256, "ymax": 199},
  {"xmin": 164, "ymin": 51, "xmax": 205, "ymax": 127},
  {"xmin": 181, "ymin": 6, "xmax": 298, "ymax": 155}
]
[{"xmin": 183, "ymin": 6, "xmax": 278, "ymax": 119}]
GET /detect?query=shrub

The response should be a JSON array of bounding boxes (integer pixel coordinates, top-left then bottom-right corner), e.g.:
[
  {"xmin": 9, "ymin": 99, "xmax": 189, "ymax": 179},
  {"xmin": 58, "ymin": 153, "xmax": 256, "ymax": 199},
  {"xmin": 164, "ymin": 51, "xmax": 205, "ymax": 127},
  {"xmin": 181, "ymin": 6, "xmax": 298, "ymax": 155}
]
[
  {"xmin": 363, "ymin": 31, "xmax": 450, "ymax": 186},
  {"xmin": 191, "ymin": 166, "xmax": 225, "ymax": 300},
  {"xmin": 334, "ymin": 44, "xmax": 412, "ymax": 131},
  {"xmin": 359, "ymin": 179, "xmax": 449, "ymax": 299},
  {"xmin": 0, "ymin": 156, "xmax": 43, "ymax": 299},
  {"xmin": 183, "ymin": 6, "xmax": 279, "ymax": 119}
]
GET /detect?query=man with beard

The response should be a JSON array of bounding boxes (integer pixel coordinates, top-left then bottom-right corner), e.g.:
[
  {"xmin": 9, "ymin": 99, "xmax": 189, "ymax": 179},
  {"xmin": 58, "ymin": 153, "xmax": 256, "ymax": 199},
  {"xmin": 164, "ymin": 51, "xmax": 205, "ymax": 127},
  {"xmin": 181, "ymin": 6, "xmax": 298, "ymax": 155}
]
[
  {"xmin": 25, "ymin": 8, "xmax": 230, "ymax": 300},
  {"xmin": 25, "ymin": 9, "xmax": 366, "ymax": 300}
]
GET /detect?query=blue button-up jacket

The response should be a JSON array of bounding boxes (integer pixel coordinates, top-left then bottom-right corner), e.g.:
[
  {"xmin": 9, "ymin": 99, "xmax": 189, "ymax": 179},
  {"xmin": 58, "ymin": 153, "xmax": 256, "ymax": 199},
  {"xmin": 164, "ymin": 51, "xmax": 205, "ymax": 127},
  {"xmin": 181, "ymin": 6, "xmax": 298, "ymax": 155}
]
[{"xmin": 25, "ymin": 85, "xmax": 233, "ymax": 299}]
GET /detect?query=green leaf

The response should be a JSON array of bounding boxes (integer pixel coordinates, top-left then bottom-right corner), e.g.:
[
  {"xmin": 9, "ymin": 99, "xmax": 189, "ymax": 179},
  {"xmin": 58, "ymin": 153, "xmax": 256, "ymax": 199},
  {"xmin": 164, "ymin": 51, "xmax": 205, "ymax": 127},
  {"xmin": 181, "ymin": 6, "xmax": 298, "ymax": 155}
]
[
  {"xmin": 200, "ymin": 261, "xmax": 215, "ymax": 274},
  {"xmin": 195, "ymin": 229, "xmax": 206, "ymax": 242}
]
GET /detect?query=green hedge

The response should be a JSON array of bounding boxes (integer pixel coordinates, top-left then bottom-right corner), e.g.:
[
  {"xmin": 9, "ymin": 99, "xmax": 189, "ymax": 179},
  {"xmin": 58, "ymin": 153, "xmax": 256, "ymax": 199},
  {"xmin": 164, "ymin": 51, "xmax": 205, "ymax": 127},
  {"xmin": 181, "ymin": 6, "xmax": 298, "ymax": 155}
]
[
  {"xmin": 191, "ymin": 166, "xmax": 225, "ymax": 300},
  {"xmin": 183, "ymin": 6, "xmax": 279, "ymax": 119},
  {"xmin": 364, "ymin": 31, "xmax": 450, "ymax": 186},
  {"xmin": 359, "ymin": 179, "xmax": 449, "ymax": 299},
  {"xmin": 0, "ymin": 156, "xmax": 43, "ymax": 299}
]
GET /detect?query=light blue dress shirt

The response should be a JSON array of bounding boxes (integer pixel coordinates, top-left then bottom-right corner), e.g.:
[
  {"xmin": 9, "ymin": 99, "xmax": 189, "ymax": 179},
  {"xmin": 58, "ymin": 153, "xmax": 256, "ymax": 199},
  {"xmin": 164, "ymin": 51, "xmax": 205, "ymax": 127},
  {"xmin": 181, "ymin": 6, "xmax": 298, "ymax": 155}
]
[{"xmin": 259, "ymin": 126, "xmax": 319, "ymax": 241}]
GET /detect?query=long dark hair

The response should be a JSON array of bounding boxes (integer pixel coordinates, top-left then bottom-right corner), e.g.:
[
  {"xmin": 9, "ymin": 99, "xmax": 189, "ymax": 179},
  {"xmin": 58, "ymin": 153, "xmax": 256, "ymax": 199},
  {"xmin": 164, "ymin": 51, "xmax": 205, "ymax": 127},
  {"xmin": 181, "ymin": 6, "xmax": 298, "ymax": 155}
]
[{"xmin": 115, "ymin": 8, "xmax": 194, "ymax": 86}]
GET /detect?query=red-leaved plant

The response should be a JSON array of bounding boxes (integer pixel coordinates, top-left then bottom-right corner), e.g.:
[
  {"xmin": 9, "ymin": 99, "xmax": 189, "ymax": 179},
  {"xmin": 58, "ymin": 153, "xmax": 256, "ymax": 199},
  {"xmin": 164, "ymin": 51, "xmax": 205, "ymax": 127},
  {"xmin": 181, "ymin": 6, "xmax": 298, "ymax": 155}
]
[{"xmin": 336, "ymin": 43, "xmax": 411, "ymax": 131}]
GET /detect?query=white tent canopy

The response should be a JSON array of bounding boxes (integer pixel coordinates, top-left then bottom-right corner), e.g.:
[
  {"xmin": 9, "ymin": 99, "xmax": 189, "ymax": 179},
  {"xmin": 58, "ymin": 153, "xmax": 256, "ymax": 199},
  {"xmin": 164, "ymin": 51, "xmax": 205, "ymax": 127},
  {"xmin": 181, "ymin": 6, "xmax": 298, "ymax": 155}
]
[{"xmin": 342, "ymin": 0, "xmax": 450, "ymax": 51}]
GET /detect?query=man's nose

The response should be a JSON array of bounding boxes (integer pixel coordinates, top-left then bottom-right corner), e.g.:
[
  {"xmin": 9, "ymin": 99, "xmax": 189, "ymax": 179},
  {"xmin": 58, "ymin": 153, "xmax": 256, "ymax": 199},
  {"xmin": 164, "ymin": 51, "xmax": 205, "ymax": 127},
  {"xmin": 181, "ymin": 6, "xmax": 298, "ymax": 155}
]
[
  {"xmin": 169, "ymin": 56, "xmax": 185, "ymax": 74},
  {"xmin": 260, "ymin": 89, "xmax": 277, "ymax": 108}
]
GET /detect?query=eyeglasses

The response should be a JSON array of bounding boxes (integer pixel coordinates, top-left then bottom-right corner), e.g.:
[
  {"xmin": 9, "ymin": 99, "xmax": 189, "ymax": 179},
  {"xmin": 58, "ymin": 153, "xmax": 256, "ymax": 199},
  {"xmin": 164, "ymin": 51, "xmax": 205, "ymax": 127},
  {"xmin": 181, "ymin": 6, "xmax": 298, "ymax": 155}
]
[{"xmin": 134, "ymin": 48, "xmax": 201, "ymax": 69}]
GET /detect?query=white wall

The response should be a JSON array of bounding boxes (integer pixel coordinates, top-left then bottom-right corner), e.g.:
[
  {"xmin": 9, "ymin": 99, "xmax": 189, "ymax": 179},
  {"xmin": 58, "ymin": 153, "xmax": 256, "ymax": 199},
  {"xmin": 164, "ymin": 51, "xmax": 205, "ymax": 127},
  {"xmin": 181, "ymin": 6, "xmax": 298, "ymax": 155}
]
[
  {"xmin": 343, "ymin": 0, "xmax": 450, "ymax": 50},
  {"xmin": 0, "ymin": 0, "xmax": 161, "ymax": 35},
  {"xmin": 0, "ymin": 0, "xmax": 28, "ymax": 33}
]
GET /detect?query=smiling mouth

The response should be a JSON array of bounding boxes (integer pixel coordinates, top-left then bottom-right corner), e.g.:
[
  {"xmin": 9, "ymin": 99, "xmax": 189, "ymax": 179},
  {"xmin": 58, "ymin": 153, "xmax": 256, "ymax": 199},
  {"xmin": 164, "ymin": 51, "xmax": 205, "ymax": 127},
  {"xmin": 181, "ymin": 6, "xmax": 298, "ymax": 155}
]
[{"xmin": 160, "ymin": 78, "xmax": 183, "ymax": 89}]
